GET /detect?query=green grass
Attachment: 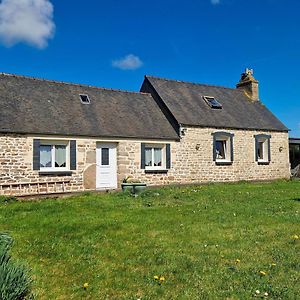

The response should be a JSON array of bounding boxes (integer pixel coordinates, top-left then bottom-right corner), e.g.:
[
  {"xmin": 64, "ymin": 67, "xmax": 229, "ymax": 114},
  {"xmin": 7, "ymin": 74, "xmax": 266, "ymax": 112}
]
[{"xmin": 0, "ymin": 180, "xmax": 299, "ymax": 299}]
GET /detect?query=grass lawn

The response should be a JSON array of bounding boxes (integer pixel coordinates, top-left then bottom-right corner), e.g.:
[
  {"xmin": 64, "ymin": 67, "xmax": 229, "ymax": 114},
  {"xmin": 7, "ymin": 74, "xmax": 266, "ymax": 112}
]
[{"xmin": 0, "ymin": 180, "xmax": 300, "ymax": 299}]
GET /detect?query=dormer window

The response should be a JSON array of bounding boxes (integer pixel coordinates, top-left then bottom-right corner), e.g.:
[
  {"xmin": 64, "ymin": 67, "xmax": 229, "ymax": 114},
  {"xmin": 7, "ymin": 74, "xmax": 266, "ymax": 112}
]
[
  {"xmin": 80, "ymin": 94, "xmax": 90, "ymax": 104},
  {"xmin": 203, "ymin": 96, "xmax": 222, "ymax": 109}
]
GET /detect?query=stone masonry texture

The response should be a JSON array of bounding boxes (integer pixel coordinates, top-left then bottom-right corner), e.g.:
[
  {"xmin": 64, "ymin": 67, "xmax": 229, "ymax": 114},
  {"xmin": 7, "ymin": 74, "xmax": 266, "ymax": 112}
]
[{"xmin": 0, "ymin": 127, "xmax": 290, "ymax": 196}]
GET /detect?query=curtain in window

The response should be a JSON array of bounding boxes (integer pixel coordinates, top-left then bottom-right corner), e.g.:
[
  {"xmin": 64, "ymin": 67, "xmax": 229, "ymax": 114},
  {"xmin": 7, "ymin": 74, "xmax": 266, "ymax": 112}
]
[
  {"xmin": 216, "ymin": 141, "xmax": 226, "ymax": 159},
  {"xmin": 154, "ymin": 148, "xmax": 162, "ymax": 166},
  {"xmin": 258, "ymin": 141, "xmax": 264, "ymax": 160},
  {"xmin": 55, "ymin": 145, "xmax": 66, "ymax": 167},
  {"xmin": 145, "ymin": 147, "xmax": 152, "ymax": 166},
  {"xmin": 40, "ymin": 145, "xmax": 52, "ymax": 168}
]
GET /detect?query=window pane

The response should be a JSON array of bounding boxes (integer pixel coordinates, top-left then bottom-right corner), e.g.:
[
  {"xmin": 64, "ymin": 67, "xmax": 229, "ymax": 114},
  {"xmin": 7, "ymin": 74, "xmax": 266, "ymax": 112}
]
[
  {"xmin": 258, "ymin": 141, "xmax": 264, "ymax": 160},
  {"xmin": 101, "ymin": 148, "xmax": 109, "ymax": 165},
  {"xmin": 208, "ymin": 98, "xmax": 222, "ymax": 108},
  {"xmin": 154, "ymin": 148, "xmax": 162, "ymax": 166},
  {"xmin": 40, "ymin": 145, "xmax": 52, "ymax": 168},
  {"xmin": 216, "ymin": 140, "xmax": 226, "ymax": 159},
  {"xmin": 55, "ymin": 145, "xmax": 66, "ymax": 167},
  {"xmin": 80, "ymin": 94, "xmax": 90, "ymax": 104},
  {"xmin": 145, "ymin": 147, "xmax": 152, "ymax": 166}
]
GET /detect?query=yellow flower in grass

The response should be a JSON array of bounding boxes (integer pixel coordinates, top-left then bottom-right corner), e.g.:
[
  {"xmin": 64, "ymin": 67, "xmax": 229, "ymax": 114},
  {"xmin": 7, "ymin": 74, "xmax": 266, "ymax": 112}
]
[
  {"xmin": 259, "ymin": 271, "xmax": 267, "ymax": 276},
  {"xmin": 153, "ymin": 275, "xmax": 159, "ymax": 280},
  {"xmin": 159, "ymin": 276, "xmax": 165, "ymax": 283},
  {"xmin": 83, "ymin": 282, "xmax": 89, "ymax": 289},
  {"xmin": 271, "ymin": 263, "xmax": 276, "ymax": 267},
  {"xmin": 235, "ymin": 259, "xmax": 241, "ymax": 264},
  {"xmin": 292, "ymin": 234, "xmax": 299, "ymax": 240}
]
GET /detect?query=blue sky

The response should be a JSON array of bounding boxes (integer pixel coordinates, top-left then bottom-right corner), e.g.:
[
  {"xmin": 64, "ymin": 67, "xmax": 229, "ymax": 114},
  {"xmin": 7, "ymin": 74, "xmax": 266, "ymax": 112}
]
[{"xmin": 0, "ymin": 0, "xmax": 299, "ymax": 136}]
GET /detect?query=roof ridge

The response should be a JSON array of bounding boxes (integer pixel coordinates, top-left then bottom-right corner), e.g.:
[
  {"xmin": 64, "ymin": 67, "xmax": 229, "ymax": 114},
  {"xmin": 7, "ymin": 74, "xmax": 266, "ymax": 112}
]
[
  {"xmin": 0, "ymin": 72, "xmax": 150, "ymax": 96},
  {"xmin": 145, "ymin": 75, "xmax": 240, "ymax": 91}
]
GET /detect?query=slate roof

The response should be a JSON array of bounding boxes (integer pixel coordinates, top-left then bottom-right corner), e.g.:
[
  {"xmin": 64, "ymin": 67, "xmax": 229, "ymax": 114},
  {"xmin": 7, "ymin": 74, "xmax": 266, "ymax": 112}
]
[
  {"xmin": 143, "ymin": 76, "xmax": 288, "ymax": 132},
  {"xmin": 0, "ymin": 73, "xmax": 179, "ymax": 140}
]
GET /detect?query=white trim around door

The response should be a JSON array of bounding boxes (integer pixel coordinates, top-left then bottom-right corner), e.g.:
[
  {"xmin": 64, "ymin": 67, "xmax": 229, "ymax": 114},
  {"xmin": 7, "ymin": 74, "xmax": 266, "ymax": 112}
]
[{"xmin": 96, "ymin": 143, "xmax": 118, "ymax": 189}]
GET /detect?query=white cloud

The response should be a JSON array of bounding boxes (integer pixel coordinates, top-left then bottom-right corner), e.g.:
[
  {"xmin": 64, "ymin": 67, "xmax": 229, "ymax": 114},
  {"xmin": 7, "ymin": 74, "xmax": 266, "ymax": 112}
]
[
  {"xmin": 112, "ymin": 54, "xmax": 143, "ymax": 70},
  {"xmin": 0, "ymin": 0, "xmax": 55, "ymax": 48},
  {"xmin": 211, "ymin": 0, "xmax": 220, "ymax": 4}
]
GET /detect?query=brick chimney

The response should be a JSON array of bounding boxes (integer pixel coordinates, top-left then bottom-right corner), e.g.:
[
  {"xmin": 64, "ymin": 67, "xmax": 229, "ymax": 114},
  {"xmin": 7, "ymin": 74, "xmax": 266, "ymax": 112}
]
[{"xmin": 236, "ymin": 68, "xmax": 259, "ymax": 101}]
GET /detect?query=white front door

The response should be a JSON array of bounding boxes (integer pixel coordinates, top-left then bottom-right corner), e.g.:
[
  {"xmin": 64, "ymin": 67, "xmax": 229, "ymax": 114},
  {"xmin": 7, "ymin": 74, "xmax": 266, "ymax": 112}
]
[{"xmin": 96, "ymin": 143, "xmax": 117, "ymax": 189}]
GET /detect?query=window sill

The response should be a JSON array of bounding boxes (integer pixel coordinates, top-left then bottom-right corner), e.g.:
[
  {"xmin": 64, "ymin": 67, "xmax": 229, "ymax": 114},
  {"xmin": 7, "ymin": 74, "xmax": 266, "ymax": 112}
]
[
  {"xmin": 257, "ymin": 161, "xmax": 270, "ymax": 165},
  {"xmin": 39, "ymin": 171, "xmax": 73, "ymax": 176},
  {"xmin": 145, "ymin": 169, "xmax": 169, "ymax": 174},
  {"xmin": 215, "ymin": 161, "xmax": 233, "ymax": 166}
]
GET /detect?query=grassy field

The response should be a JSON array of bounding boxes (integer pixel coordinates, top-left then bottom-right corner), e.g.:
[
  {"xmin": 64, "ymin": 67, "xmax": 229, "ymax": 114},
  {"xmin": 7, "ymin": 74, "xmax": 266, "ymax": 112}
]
[{"xmin": 0, "ymin": 180, "xmax": 299, "ymax": 299}]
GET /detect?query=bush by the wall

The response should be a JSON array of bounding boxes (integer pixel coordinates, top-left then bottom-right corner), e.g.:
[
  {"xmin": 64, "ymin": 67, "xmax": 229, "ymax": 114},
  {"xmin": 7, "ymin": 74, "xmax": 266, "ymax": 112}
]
[
  {"xmin": 0, "ymin": 196, "xmax": 17, "ymax": 204},
  {"xmin": 0, "ymin": 233, "xmax": 33, "ymax": 300}
]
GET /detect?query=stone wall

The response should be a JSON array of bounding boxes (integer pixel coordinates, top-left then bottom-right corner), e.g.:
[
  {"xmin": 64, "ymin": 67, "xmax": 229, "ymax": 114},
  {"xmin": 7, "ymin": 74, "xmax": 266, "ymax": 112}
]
[
  {"xmin": 0, "ymin": 128, "xmax": 290, "ymax": 196},
  {"xmin": 119, "ymin": 127, "xmax": 290, "ymax": 185},
  {"xmin": 0, "ymin": 134, "xmax": 88, "ymax": 195},
  {"xmin": 171, "ymin": 127, "xmax": 290, "ymax": 183}
]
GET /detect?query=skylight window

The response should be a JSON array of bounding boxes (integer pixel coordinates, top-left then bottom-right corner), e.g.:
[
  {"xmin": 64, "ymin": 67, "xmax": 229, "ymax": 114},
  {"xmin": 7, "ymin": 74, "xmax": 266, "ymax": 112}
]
[
  {"xmin": 203, "ymin": 96, "xmax": 222, "ymax": 109},
  {"xmin": 80, "ymin": 94, "xmax": 90, "ymax": 104}
]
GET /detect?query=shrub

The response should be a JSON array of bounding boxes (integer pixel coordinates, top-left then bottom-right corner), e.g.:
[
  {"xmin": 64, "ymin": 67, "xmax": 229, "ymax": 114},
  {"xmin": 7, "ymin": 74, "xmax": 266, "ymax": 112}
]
[
  {"xmin": 0, "ymin": 196, "xmax": 17, "ymax": 204},
  {"xmin": 0, "ymin": 233, "xmax": 33, "ymax": 300}
]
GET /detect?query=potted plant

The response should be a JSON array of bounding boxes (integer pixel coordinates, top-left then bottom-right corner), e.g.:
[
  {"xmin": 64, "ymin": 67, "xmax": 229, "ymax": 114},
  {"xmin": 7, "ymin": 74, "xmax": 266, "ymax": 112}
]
[{"xmin": 121, "ymin": 176, "xmax": 147, "ymax": 195}]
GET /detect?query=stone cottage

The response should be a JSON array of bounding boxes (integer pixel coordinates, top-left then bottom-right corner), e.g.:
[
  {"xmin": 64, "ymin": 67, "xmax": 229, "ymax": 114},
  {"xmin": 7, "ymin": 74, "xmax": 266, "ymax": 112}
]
[{"xmin": 0, "ymin": 69, "xmax": 290, "ymax": 196}]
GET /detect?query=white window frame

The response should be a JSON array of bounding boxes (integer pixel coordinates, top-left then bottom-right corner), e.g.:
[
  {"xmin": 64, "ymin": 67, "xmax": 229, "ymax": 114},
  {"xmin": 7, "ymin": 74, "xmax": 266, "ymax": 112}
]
[
  {"xmin": 39, "ymin": 140, "xmax": 70, "ymax": 171},
  {"xmin": 79, "ymin": 94, "xmax": 90, "ymax": 104},
  {"xmin": 203, "ymin": 95, "xmax": 222, "ymax": 109},
  {"xmin": 215, "ymin": 135, "xmax": 231, "ymax": 163},
  {"xmin": 256, "ymin": 136, "xmax": 270, "ymax": 163},
  {"xmin": 144, "ymin": 144, "xmax": 166, "ymax": 170}
]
